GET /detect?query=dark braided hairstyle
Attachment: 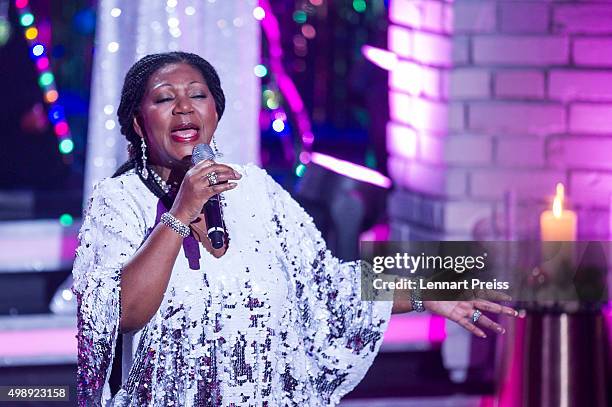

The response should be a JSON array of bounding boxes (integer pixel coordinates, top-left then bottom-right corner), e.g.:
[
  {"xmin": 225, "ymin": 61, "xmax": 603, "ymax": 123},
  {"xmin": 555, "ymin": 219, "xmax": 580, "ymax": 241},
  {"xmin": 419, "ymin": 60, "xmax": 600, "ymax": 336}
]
[{"xmin": 112, "ymin": 51, "xmax": 225, "ymax": 199}]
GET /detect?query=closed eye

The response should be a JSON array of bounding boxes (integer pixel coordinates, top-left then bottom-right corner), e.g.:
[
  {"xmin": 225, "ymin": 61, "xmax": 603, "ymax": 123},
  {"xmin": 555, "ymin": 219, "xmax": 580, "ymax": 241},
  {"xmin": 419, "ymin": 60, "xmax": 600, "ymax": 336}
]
[
  {"xmin": 191, "ymin": 94, "xmax": 206, "ymax": 99},
  {"xmin": 155, "ymin": 97, "xmax": 173, "ymax": 103}
]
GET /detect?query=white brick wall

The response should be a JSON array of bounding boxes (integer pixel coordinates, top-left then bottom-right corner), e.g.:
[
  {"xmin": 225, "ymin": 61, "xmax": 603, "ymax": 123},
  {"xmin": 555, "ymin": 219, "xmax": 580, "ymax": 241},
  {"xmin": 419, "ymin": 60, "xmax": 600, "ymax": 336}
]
[
  {"xmin": 495, "ymin": 70, "xmax": 545, "ymax": 99},
  {"xmin": 497, "ymin": 137, "xmax": 545, "ymax": 168},
  {"xmin": 473, "ymin": 36, "xmax": 569, "ymax": 66},
  {"xmin": 499, "ymin": 2, "xmax": 549, "ymax": 34},
  {"xmin": 453, "ymin": 1, "xmax": 496, "ymax": 33},
  {"xmin": 554, "ymin": 5, "xmax": 612, "ymax": 35},
  {"xmin": 470, "ymin": 169, "xmax": 565, "ymax": 199},
  {"xmin": 549, "ymin": 70, "xmax": 612, "ymax": 101},
  {"xmin": 388, "ymin": 25, "xmax": 412, "ymax": 58},
  {"xmin": 387, "ymin": 0, "xmax": 612, "ymax": 239},
  {"xmin": 548, "ymin": 137, "xmax": 612, "ymax": 170},
  {"xmin": 469, "ymin": 102, "xmax": 566, "ymax": 136},
  {"xmin": 570, "ymin": 103, "xmax": 612, "ymax": 134},
  {"xmin": 573, "ymin": 38, "xmax": 612, "ymax": 66},
  {"xmin": 445, "ymin": 68, "xmax": 490, "ymax": 99},
  {"xmin": 390, "ymin": 61, "xmax": 443, "ymax": 99},
  {"xmin": 570, "ymin": 171, "xmax": 612, "ymax": 207}
]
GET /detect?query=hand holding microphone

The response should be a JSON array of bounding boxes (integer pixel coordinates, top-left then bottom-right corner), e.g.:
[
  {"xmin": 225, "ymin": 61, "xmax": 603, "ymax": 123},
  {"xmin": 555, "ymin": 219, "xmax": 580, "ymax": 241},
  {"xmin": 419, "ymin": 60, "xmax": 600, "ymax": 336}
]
[{"xmin": 168, "ymin": 144, "xmax": 241, "ymax": 248}]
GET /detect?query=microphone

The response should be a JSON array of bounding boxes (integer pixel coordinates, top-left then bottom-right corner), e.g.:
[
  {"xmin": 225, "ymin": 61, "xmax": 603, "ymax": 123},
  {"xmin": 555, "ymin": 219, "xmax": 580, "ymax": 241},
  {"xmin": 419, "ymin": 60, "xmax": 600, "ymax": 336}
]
[{"xmin": 191, "ymin": 144, "xmax": 226, "ymax": 249}]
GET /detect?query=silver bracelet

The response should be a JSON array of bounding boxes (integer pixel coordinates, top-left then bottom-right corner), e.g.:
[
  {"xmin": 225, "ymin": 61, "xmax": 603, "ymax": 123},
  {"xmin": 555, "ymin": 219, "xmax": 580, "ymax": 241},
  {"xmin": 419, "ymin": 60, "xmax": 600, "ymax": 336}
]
[
  {"xmin": 160, "ymin": 212, "xmax": 190, "ymax": 238},
  {"xmin": 410, "ymin": 285, "xmax": 426, "ymax": 313}
]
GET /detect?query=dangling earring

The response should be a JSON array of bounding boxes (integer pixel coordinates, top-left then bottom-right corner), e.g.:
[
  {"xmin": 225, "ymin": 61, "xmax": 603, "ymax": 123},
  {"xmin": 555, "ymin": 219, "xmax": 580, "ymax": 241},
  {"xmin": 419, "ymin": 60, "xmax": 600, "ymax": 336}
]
[
  {"xmin": 140, "ymin": 138, "xmax": 149, "ymax": 179},
  {"xmin": 212, "ymin": 136, "xmax": 222, "ymax": 157}
]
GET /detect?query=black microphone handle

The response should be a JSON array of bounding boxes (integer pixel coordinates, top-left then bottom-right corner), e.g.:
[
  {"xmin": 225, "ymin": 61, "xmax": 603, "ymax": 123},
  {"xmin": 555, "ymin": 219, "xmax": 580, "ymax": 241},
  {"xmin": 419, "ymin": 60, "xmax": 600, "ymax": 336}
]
[{"xmin": 203, "ymin": 194, "xmax": 225, "ymax": 249}]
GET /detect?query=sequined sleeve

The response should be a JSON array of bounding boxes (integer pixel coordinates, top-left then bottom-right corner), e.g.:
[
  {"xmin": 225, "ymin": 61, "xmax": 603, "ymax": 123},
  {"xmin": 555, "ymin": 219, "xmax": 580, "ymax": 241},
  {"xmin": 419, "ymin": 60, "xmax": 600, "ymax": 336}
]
[
  {"xmin": 262, "ymin": 170, "xmax": 393, "ymax": 406},
  {"xmin": 72, "ymin": 178, "xmax": 145, "ymax": 407}
]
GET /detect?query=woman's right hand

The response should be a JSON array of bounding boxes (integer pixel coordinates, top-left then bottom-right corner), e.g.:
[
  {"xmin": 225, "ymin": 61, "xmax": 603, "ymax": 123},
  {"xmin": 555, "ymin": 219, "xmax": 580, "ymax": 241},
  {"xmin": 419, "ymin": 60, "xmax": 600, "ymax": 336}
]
[{"xmin": 169, "ymin": 160, "xmax": 241, "ymax": 224}]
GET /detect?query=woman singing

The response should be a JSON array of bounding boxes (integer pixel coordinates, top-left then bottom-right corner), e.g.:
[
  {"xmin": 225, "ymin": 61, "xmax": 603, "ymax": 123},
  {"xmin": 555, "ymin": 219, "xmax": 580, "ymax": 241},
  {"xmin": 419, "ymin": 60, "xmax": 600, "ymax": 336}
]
[{"xmin": 73, "ymin": 52, "xmax": 520, "ymax": 406}]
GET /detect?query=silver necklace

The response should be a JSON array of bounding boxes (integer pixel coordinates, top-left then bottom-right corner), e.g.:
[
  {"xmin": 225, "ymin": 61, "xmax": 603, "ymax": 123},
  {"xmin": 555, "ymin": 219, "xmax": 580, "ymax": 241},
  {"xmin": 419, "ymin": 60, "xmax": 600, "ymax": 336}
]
[{"xmin": 148, "ymin": 167, "xmax": 175, "ymax": 194}]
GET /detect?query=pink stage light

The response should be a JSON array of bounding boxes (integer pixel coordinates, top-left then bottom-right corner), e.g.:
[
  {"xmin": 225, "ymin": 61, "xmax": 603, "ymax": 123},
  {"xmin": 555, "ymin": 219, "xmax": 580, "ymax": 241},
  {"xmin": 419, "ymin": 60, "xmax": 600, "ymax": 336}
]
[
  {"xmin": 383, "ymin": 314, "xmax": 446, "ymax": 346},
  {"xmin": 0, "ymin": 328, "xmax": 76, "ymax": 358},
  {"xmin": 361, "ymin": 45, "xmax": 398, "ymax": 71},
  {"xmin": 310, "ymin": 152, "xmax": 392, "ymax": 189}
]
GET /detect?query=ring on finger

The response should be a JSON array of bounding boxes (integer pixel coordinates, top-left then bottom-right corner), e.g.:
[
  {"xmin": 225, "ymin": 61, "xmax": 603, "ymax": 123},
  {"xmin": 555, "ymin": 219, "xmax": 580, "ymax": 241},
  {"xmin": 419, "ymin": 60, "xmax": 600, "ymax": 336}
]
[
  {"xmin": 471, "ymin": 309, "xmax": 482, "ymax": 324},
  {"xmin": 206, "ymin": 171, "xmax": 218, "ymax": 186}
]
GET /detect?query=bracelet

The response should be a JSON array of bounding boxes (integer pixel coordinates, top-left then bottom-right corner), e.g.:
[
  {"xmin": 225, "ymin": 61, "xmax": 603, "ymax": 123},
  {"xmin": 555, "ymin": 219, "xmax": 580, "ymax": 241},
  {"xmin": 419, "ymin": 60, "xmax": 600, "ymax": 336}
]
[
  {"xmin": 160, "ymin": 212, "xmax": 190, "ymax": 238},
  {"xmin": 410, "ymin": 284, "xmax": 426, "ymax": 313}
]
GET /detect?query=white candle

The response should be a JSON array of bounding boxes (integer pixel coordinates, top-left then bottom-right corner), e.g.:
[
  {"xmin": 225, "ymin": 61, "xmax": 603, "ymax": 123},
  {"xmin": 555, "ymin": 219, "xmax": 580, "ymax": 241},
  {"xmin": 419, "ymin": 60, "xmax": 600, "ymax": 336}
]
[{"xmin": 540, "ymin": 183, "xmax": 577, "ymax": 241}]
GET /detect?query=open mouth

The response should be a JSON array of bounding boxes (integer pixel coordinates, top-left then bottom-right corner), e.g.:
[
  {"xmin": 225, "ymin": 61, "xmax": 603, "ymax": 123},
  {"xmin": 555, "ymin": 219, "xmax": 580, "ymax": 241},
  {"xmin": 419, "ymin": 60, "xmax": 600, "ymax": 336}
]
[{"xmin": 170, "ymin": 123, "xmax": 200, "ymax": 142}]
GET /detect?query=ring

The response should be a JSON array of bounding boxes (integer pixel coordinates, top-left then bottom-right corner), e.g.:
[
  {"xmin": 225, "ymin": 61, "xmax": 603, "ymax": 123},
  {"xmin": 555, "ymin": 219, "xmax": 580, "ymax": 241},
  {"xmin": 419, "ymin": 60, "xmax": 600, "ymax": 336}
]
[
  {"xmin": 206, "ymin": 171, "xmax": 218, "ymax": 186},
  {"xmin": 471, "ymin": 309, "xmax": 482, "ymax": 323}
]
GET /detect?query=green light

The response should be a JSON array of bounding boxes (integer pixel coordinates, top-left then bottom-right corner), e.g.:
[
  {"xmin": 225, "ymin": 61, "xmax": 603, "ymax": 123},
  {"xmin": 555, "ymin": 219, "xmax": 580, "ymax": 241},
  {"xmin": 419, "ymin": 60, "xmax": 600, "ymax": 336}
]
[
  {"xmin": 365, "ymin": 150, "xmax": 377, "ymax": 168},
  {"xmin": 253, "ymin": 64, "xmax": 268, "ymax": 78},
  {"xmin": 293, "ymin": 10, "xmax": 307, "ymax": 24},
  {"xmin": 59, "ymin": 213, "xmax": 73, "ymax": 227},
  {"xmin": 266, "ymin": 98, "xmax": 279, "ymax": 109},
  {"xmin": 39, "ymin": 72, "xmax": 54, "ymax": 87},
  {"xmin": 352, "ymin": 0, "xmax": 366, "ymax": 13},
  {"xmin": 295, "ymin": 163, "xmax": 307, "ymax": 177},
  {"xmin": 59, "ymin": 139, "xmax": 74, "ymax": 154},
  {"xmin": 20, "ymin": 13, "xmax": 34, "ymax": 27}
]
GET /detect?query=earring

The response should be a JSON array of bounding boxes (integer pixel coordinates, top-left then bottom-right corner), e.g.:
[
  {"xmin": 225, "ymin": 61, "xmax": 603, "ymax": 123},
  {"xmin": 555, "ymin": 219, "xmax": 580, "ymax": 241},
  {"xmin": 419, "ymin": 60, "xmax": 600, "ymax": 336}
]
[
  {"xmin": 212, "ymin": 136, "xmax": 222, "ymax": 157},
  {"xmin": 140, "ymin": 138, "xmax": 149, "ymax": 179}
]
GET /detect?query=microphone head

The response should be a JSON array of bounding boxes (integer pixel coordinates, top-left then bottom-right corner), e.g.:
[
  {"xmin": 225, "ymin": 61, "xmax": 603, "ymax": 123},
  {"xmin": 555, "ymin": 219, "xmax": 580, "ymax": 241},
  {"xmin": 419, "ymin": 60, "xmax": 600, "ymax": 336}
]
[{"xmin": 192, "ymin": 143, "xmax": 215, "ymax": 166}]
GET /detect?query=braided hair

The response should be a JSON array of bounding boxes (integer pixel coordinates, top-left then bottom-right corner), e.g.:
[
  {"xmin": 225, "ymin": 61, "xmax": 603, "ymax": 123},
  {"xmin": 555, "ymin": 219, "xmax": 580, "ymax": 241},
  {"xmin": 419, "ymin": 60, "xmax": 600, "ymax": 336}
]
[{"xmin": 112, "ymin": 51, "xmax": 225, "ymax": 198}]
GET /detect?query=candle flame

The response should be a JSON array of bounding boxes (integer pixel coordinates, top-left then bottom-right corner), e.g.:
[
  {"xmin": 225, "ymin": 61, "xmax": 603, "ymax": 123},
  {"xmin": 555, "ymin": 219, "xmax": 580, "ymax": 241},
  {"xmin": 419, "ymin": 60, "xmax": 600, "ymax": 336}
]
[{"xmin": 552, "ymin": 182, "xmax": 564, "ymax": 218}]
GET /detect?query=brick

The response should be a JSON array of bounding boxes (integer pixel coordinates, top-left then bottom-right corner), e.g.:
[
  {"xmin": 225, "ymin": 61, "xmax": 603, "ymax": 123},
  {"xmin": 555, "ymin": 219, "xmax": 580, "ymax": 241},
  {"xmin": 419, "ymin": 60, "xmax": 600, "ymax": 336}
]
[
  {"xmin": 497, "ymin": 137, "xmax": 545, "ymax": 168},
  {"xmin": 390, "ymin": 61, "xmax": 442, "ymax": 99},
  {"xmin": 570, "ymin": 171, "xmax": 612, "ymax": 208},
  {"xmin": 469, "ymin": 102, "xmax": 566, "ymax": 136},
  {"xmin": 548, "ymin": 137, "xmax": 612, "ymax": 171},
  {"xmin": 390, "ymin": 91, "xmax": 449, "ymax": 135},
  {"xmin": 453, "ymin": 1, "xmax": 496, "ymax": 33},
  {"xmin": 443, "ymin": 200, "xmax": 494, "ymax": 234},
  {"xmin": 387, "ymin": 122, "xmax": 417, "ymax": 160},
  {"xmin": 452, "ymin": 35, "xmax": 470, "ymax": 65},
  {"xmin": 549, "ymin": 70, "xmax": 612, "ymax": 101},
  {"xmin": 419, "ymin": 132, "xmax": 444, "ymax": 164},
  {"xmin": 449, "ymin": 102, "xmax": 466, "ymax": 132},
  {"xmin": 389, "ymin": 25, "xmax": 412, "ymax": 58},
  {"xmin": 575, "ymin": 208, "xmax": 609, "ymax": 239},
  {"xmin": 500, "ymin": 2, "xmax": 549, "ymax": 34},
  {"xmin": 413, "ymin": 31, "xmax": 452, "ymax": 66},
  {"xmin": 445, "ymin": 68, "xmax": 490, "ymax": 99},
  {"xmin": 554, "ymin": 5, "xmax": 612, "ymax": 34},
  {"xmin": 387, "ymin": 155, "xmax": 408, "ymax": 188},
  {"xmin": 443, "ymin": 135, "xmax": 493, "ymax": 165},
  {"xmin": 573, "ymin": 38, "xmax": 612, "ymax": 67},
  {"xmin": 405, "ymin": 160, "xmax": 468, "ymax": 197},
  {"xmin": 470, "ymin": 169, "xmax": 566, "ymax": 199},
  {"xmin": 569, "ymin": 103, "xmax": 612, "ymax": 134},
  {"xmin": 495, "ymin": 70, "xmax": 545, "ymax": 99},
  {"xmin": 473, "ymin": 36, "xmax": 569, "ymax": 66},
  {"xmin": 390, "ymin": 0, "xmax": 445, "ymax": 33}
]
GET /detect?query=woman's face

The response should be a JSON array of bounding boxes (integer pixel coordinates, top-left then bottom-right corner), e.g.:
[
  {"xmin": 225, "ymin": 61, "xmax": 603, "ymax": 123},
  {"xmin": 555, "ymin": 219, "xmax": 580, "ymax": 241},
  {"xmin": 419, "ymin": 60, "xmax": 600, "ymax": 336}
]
[{"xmin": 133, "ymin": 62, "xmax": 219, "ymax": 168}]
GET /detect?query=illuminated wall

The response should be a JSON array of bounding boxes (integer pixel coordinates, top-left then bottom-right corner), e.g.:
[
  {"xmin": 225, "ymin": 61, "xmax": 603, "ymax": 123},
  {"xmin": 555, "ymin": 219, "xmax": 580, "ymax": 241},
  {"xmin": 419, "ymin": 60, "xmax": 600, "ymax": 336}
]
[{"xmin": 387, "ymin": 0, "xmax": 612, "ymax": 240}]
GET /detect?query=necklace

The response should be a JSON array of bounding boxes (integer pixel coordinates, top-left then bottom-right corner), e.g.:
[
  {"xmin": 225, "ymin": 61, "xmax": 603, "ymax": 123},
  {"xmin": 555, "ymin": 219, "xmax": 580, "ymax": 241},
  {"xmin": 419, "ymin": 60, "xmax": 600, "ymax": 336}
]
[{"xmin": 148, "ymin": 167, "xmax": 177, "ymax": 194}]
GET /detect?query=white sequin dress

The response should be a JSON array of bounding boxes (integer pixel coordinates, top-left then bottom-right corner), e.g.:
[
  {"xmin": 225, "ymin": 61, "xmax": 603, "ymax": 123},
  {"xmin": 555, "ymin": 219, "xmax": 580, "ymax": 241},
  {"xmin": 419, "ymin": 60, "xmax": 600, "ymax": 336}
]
[{"xmin": 72, "ymin": 163, "xmax": 393, "ymax": 407}]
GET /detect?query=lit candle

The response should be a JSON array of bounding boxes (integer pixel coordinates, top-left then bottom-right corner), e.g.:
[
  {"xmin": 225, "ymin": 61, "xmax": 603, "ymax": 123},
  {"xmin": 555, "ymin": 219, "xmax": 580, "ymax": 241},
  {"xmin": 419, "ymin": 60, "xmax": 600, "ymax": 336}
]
[{"xmin": 540, "ymin": 183, "xmax": 577, "ymax": 241}]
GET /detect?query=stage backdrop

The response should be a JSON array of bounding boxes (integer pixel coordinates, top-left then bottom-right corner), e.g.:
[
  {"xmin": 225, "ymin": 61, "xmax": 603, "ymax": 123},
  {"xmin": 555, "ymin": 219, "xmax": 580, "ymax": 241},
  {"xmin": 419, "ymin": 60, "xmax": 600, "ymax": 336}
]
[{"xmin": 84, "ymin": 0, "xmax": 260, "ymax": 198}]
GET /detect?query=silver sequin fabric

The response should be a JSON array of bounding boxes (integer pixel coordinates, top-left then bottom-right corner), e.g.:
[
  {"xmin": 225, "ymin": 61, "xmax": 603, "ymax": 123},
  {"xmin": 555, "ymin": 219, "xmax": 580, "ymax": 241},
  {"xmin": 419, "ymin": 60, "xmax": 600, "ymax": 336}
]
[{"xmin": 72, "ymin": 164, "xmax": 393, "ymax": 407}]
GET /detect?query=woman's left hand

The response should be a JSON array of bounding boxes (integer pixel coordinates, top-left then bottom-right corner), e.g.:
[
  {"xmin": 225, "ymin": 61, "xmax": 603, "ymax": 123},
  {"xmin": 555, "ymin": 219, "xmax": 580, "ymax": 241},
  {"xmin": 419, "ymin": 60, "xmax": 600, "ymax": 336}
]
[{"xmin": 423, "ymin": 299, "xmax": 524, "ymax": 338}]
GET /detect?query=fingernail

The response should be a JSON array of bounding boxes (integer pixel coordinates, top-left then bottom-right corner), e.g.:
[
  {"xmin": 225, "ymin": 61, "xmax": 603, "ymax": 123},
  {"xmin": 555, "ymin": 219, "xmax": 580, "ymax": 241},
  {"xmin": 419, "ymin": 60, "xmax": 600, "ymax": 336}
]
[
  {"xmin": 234, "ymin": 170, "xmax": 242, "ymax": 178},
  {"xmin": 514, "ymin": 310, "xmax": 519, "ymax": 317},
  {"xmin": 499, "ymin": 327, "xmax": 505, "ymax": 334},
  {"xmin": 481, "ymin": 333, "xmax": 487, "ymax": 338}
]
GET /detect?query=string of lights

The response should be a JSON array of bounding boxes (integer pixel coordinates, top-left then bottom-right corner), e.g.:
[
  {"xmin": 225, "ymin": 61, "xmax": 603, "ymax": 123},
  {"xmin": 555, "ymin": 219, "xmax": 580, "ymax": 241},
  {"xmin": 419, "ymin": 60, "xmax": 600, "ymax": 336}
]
[{"xmin": 14, "ymin": 0, "xmax": 74, "ymax": 158}]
